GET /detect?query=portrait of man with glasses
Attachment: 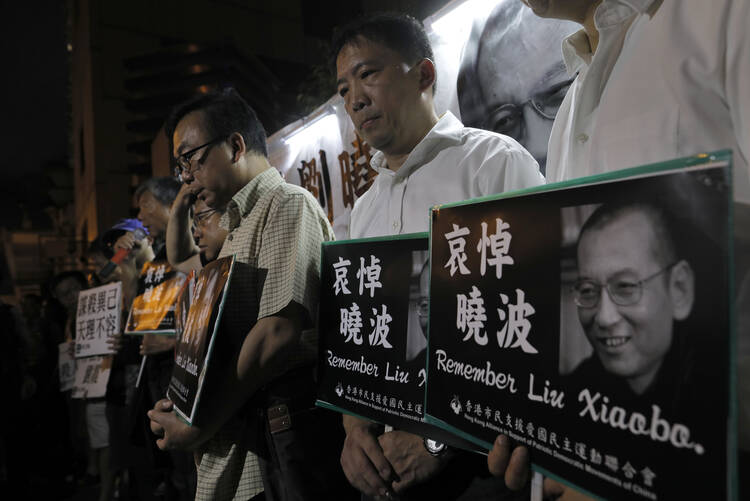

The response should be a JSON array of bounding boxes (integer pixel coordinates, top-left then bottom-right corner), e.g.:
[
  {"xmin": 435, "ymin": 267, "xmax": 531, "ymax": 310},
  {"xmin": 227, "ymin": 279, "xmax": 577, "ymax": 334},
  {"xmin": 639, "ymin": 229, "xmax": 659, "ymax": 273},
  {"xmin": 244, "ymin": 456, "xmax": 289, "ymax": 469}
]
[{"xmin": 565, "ymin": 201, "xmax": 696, "ymax": 406}]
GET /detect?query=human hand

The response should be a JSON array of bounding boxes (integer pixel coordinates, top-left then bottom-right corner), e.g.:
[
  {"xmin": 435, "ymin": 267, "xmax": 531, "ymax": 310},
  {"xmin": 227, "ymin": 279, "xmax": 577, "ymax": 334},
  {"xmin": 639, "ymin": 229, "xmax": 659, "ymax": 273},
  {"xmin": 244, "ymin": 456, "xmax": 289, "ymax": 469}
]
[
  {"xmin": 379, "ymin": 431, "xmax": 446, "ymax": 494},
  {"xmin": 487, "ymin": 434, "xmax": 530, "ymax": 490},
  {"xmin": 140, "ymin": 334, "xmax": 176, "ymax": 355},
  {"xmin": 147, "ymin": 398, "xmax": 201, "ymax": 450},
  {"xmin": 107, "ymin": 333, "xmax": 123, "ymax": 353},
  {"xmin": 340, "ymin": 416, "xmax": 397, "ymax": 498},
  {"xmin": 114, "ymin": 232, "xmax": 138, "ymax": 254},
  {"xmin": 543, "ymin": 477, "xmax": 596, "ymax": 501},
  {"xmin": 174, "ymin": 182, "xmax": 197, "ymax": 214}
]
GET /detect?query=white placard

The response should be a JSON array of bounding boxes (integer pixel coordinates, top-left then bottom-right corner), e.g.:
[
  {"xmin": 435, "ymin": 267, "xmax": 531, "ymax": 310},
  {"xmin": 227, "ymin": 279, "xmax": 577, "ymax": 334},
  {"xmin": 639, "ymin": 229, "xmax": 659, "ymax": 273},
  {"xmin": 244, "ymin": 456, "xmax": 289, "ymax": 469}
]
[
  {"xmin": 58, "ymin": 341, "xmax": 76, "ymax": 392},
  {"xmin": 74, "ymin": 282, "xmax": 121, "ymax": 358}
]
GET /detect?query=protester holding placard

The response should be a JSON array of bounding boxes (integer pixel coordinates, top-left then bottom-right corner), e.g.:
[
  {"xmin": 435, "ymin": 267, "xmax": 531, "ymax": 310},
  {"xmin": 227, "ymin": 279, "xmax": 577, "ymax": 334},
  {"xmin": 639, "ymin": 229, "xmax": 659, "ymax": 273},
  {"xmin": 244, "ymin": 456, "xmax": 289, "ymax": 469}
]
[
  {"xmin": 332, "ymin": 12, "xmax": 544, "ymax": 499},
  {"xmin": 148, "ymin": 88, "xmax": 350, "ymax": 501},
  {"xmin": 484, "ymin": 1, "xmax": 750, "ymax": 498}
]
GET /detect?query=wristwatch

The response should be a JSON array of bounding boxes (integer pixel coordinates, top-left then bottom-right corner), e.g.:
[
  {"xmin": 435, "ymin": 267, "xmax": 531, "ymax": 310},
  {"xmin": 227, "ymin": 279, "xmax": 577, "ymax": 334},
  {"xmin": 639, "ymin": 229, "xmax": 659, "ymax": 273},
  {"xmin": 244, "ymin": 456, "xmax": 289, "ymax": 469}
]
[{"xmin": 423, "ymin": 437, "xmax": 447, "ymax": 456}]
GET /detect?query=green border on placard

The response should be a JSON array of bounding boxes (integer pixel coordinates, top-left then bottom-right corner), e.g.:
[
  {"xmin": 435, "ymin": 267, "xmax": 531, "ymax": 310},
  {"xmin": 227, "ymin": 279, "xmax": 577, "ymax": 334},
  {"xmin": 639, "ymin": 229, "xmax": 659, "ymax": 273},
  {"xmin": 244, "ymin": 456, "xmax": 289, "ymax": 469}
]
[
  {"xmin": 322, "ymin": 231, "xmax": 429, "ymax": 247},
  {"xmin": 423, "ymin": 150, "xmax": 737, "ymax": 500}
]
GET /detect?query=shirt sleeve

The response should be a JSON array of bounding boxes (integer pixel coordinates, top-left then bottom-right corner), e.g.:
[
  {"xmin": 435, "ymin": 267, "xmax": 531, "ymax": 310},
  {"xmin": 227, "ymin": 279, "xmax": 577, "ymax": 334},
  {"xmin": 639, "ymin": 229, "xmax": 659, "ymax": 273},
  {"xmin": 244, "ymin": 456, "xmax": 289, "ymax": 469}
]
[
  {"xmin": 473, "ymin": 135, "xmax": 546, "ymax": 197},
  {"xmin": 256, "ymin": 190, "xmax": 330, "ymax": 327}
]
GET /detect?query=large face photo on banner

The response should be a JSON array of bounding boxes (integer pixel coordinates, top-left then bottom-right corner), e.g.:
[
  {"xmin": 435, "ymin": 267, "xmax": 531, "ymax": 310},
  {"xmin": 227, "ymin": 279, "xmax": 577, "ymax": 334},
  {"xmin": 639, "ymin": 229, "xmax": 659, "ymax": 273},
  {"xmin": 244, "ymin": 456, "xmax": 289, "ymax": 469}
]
[
  {"xmin": 424, "ymin": 152, "xmax": 735, "ymax": 501},
  {"xmin": 270, "ymin": 0, "xmax": 577, "ymax": 238}
]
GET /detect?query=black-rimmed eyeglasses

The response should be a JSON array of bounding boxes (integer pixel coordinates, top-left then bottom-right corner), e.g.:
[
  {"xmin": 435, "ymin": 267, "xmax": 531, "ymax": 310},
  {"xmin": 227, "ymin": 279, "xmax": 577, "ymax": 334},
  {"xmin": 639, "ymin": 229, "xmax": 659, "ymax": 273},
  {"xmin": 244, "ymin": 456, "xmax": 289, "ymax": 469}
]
[{"xmin": 173, "ymin": 136, "xmax": 226, "ymax": 182}]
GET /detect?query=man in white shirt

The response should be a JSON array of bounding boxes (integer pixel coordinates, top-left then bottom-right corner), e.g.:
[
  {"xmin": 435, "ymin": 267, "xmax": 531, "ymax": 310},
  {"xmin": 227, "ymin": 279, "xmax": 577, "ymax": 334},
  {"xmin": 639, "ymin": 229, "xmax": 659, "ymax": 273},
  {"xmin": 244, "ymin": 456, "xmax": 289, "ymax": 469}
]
[
  {"xmin": 489, "ymin": 1, "xmax": 750, "ymax": 498},
  {"xmin": 334, "ymin": 11, "xmax": 544, "ymax": 500}
]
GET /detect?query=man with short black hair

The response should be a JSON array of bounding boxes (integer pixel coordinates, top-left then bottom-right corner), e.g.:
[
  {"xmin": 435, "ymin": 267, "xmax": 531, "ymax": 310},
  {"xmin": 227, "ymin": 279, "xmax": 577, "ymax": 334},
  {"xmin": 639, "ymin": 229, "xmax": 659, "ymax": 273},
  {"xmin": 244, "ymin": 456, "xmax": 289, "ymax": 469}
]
[
  {"xmin": 334, "ymin": 12, "xmax": 543, "ymax": 499},
  {"xmin": 149, "ymin": 89, "xmax": 349, "ymax": 501}
]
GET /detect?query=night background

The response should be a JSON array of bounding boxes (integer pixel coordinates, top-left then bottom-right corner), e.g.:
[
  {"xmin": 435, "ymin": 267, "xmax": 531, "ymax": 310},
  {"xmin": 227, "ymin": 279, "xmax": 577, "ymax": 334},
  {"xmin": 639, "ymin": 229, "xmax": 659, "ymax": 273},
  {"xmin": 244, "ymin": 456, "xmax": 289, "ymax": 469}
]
[{"xmin": 0, "ymin": 0, "xmax": 448, "ymax": 298}]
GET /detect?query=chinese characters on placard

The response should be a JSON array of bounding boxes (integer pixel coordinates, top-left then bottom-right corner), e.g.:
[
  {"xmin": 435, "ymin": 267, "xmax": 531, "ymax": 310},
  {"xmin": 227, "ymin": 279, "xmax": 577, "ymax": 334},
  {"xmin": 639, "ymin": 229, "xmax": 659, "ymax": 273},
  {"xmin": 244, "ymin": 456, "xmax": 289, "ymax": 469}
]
[
  {"xmin": 75, "ymin": 282, "xmax": 121, "ymax": 357},
  {"xmin": 445, "ymin": 218, "xmax": 537, "ymax": 353},
  {"xmin": 447, "ymin": 393, "xmax": 659, "ymax": 490},
  {"xmin": 334, "ymin": 254, "xmax": 392, "ymax": 349},
  {"xmin": 142, "ymin": 263, "xmax": 167, "ymax": 303}
]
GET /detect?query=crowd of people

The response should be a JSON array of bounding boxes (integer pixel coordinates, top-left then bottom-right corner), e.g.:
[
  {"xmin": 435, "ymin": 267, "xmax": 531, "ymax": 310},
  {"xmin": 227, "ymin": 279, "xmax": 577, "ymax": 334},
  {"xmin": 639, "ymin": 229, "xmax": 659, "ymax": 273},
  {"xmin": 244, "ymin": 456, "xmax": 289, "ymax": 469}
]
[{"xmin": 2, "ymin": 1, "xmax": 749, "ymax": 500}]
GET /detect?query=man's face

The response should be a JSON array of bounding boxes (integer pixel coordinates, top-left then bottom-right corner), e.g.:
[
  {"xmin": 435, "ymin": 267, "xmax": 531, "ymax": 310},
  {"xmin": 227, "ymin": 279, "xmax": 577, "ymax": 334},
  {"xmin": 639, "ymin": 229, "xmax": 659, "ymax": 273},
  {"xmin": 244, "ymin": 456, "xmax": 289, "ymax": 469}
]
[
  {"xmin": 473, "ymin": 7, "xmax": 575, "ymax": 170},
  {"xmin": 172, "ymin": 111, "xmax": 234, "ymax": 210},
  {"xmin": 576, "ymin": 211, "xmax": 676, "ymax": 394},
  {"xmin": 137, "ymin": 191, "xmax": 170, "ymax": 239},
  {"xmin": 336, "ymin": 37, "xmax": 422, "ymax": 155},
  {"xmin": 192, "ymin": 199, "xmax": 228, "ymax": 263}
]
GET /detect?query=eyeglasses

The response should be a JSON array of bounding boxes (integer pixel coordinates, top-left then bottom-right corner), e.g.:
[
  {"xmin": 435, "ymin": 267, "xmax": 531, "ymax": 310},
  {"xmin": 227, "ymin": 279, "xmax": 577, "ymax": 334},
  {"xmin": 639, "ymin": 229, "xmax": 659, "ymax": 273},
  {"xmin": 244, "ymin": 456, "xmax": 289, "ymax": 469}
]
[
  {"xmin": 572, "ymin": 262, "xmax": 677, "ymax": 308},
  {"xmin": 173, "ymin": 136, "xmax": 226, "ymax": 182},
  {"xmin": 193, "ymin": 207, "xmax": 218, "ymax": 230},
  {"xmin": 485, "ymin": 78, "xmax": 574, "ymax": 140}
]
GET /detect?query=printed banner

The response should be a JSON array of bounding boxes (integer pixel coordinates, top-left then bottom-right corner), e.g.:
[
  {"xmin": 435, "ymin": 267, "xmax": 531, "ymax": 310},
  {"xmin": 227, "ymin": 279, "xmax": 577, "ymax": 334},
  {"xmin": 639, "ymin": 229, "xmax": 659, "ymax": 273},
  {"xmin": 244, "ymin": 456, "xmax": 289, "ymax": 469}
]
[
  {"xmin": 71, "ymin": 355, "xmax": 112, "ymax": 399},
  {"xmin": 75, "ymin": 282, "xmax": 121, "ymax": 358},
  {"xmin": 424, "ymin": 152, "xmax": 734, "ymax": 500},
  {"xmin": 58, "ymin": 341, "xmax": 76, "ymax": 392},
  {"xmin": 125, "ymin": 261, "xmax": 185, "ymax": 334},
  {"xmin": 317, "ymin": 235, "xmax": 429, "ymax": 433},
  {"xmin": 168, "ymin": 257, "xmax": 233, "ymax": 425}
]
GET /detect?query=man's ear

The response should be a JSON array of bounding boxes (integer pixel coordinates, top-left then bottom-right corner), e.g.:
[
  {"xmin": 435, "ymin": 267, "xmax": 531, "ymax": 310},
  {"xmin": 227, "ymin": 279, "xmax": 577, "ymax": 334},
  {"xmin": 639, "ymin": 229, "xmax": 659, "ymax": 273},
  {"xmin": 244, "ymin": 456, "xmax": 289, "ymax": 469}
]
[
  {"xmin": 416, "ymin": 58, "xmax": 437, "ymax": 93},
  {"xmin": 228, "ymin": 132, "xmax": 247, "ymax": 163},
  {"xmin": 669, "ymin": 260, "xmax": 695, "ymax": 321}
]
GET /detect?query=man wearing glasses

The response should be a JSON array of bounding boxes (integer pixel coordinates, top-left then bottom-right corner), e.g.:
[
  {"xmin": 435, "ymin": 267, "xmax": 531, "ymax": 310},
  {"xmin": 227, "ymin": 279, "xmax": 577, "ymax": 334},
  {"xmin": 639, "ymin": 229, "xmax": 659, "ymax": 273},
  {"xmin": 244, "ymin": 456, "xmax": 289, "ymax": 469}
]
[
  {"xmin": 148, "ymin": 89, "xmax": 350, "ymax": 501},
  {"xmin": 457, "ymin": 0, "xmax": 577, "ymax": 174},
  {"xmin": 569, "ymin": 202, "xmax": 694, "ymax": 400}
]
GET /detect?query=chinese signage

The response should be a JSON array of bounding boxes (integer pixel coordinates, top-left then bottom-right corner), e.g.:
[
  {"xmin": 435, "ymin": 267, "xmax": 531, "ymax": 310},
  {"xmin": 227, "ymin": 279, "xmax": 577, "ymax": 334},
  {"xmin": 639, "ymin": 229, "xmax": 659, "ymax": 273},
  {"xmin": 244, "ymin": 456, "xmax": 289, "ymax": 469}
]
[
  {"xmin": 125, "ymin": 261, "xmax": 186, "ymax": 335},
  {"xmin": 317, "ymin": 235, "xmax": 437, "ymax": 435},
  {"xmin": 71, "ymin": 355, "xmax": 112, "ymax": 399},
  {"xmin": 58, "ymin": 341, "xmax": 76, "ymax": 392},
  {"xmin": 75, "ymin": 282, "xmax": 121, "ymax": 358},
  {"xmin": 168, "ymin": 257, "xmax": 234, "ymax": 425},
  {"xmin": 425, "ymin": 153, "xmax": 734, "ymax": 500}
]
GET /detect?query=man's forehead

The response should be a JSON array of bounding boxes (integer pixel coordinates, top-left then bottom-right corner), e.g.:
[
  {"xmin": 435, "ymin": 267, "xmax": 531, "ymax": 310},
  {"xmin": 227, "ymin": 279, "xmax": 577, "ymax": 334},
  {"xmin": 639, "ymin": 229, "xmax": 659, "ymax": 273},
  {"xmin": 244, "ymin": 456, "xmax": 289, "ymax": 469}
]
[
  {"xmin": 173, "ymin": 111, "xmax": 207, "ymax": 155},
  {"xmin": 578, "ymin": 211, "xmax": 661, "ymax": 266},
  {"xmin": 337, "ymin": 37, "xmax": 399, "ymax": 73}
]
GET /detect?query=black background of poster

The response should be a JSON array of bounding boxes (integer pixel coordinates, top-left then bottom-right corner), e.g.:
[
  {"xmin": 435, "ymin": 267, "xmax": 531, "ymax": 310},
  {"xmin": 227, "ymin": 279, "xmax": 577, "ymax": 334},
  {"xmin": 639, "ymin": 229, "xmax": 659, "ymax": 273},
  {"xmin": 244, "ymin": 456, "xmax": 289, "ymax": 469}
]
[
  {"xmin": 427, "ymin": 165, "xmax": 731, "ymax": 500},
  {"xmin": 168, "ymin": 257, "xmax": 232, "ymax": 423},
  {"xmin": 317, "ymin": 236, "xmax": 429, "ymax": 434}
]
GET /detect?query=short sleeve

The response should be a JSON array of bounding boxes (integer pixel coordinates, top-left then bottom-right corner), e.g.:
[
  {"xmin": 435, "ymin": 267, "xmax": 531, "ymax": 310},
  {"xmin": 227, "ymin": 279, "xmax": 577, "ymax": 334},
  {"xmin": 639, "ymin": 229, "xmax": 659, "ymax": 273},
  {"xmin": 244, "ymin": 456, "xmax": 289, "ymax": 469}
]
[{"xmin": 256, "ymin": 190, "xmax": 331, "ymax": 327}]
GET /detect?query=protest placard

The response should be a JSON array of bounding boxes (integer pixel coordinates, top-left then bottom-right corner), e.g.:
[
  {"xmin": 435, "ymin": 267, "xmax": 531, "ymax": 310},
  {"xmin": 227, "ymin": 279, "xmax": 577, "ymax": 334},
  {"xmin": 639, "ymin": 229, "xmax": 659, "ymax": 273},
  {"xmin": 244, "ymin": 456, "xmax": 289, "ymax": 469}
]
[
  {"xmin": 75, "ymin": 282, "xmax": 121, "ymax": 358},
  {"xmin": 425, "ymin": 151, "xmax": 735, "ymax": 500},
  {"xmin": 125, "ymin": 261, "xmax": 186, "ymax": 335},
  {"xmin": 71, "ymin": 355, "xmax": 112, "ymax": 399},
  {"xmin": 167, "ymin": 257, "xmax": 233, "ymax": 425}
]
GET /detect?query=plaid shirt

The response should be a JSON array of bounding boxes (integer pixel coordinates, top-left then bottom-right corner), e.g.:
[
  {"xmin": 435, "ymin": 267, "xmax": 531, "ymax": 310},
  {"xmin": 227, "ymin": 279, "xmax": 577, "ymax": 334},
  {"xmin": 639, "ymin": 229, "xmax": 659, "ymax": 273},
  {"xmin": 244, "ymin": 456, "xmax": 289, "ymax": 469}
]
[{"xmin": 195, "ymin": 167, "xmax": 334, "ymax": 501}]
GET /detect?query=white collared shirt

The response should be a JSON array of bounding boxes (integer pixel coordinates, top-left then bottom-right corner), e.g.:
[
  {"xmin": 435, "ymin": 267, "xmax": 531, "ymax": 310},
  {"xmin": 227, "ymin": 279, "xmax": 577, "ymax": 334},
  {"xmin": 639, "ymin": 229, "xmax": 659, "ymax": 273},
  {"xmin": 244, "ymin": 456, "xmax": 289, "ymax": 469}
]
[
  {"xmin": 546, "ymin": 0, "xmax": 750, "ymax": 204},
  {"xmin": 349, "ymin": 112, "xmax": 544, "ymax": 238}
]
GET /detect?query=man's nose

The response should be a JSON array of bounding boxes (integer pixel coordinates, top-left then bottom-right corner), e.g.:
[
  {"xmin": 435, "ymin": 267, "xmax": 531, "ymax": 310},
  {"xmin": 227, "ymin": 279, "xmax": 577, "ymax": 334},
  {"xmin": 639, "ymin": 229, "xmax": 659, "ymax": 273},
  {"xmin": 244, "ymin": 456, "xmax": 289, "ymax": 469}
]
[
  {"xmin": 348, "ymin": 82, "xmax": 369, "ymax": 113},
  {"xmin": 595, "ymin": 288, "xmax": 622, "ymax": 328}
]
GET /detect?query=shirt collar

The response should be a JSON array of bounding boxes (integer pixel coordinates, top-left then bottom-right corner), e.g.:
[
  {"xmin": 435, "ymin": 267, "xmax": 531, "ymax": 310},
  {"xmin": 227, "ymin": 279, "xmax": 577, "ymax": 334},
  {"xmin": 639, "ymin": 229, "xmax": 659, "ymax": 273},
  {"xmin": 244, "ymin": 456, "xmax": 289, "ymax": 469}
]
[
  {"xmin": 220, "ymin": 167, "xmax": 282, "ymax": 231},
  {"xmin": 561, "ymin": 0, "xmax": 656, "ymax": 76},
  {"xmin": 369, "ymin": 111, "xmax": 464, "ymax": 179}
]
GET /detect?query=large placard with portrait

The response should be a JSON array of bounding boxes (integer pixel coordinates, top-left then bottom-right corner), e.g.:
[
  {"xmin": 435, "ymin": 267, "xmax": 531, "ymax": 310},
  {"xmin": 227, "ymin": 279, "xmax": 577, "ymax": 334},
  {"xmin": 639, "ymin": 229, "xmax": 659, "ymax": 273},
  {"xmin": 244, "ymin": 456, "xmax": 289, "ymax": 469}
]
[
  {"xmin": 425, "ymin": 151, "xmax": 735, "ymax": 500},
  {"xmin": 167, "ymin": 256, "xmax": 234, "ymax": 425}
]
